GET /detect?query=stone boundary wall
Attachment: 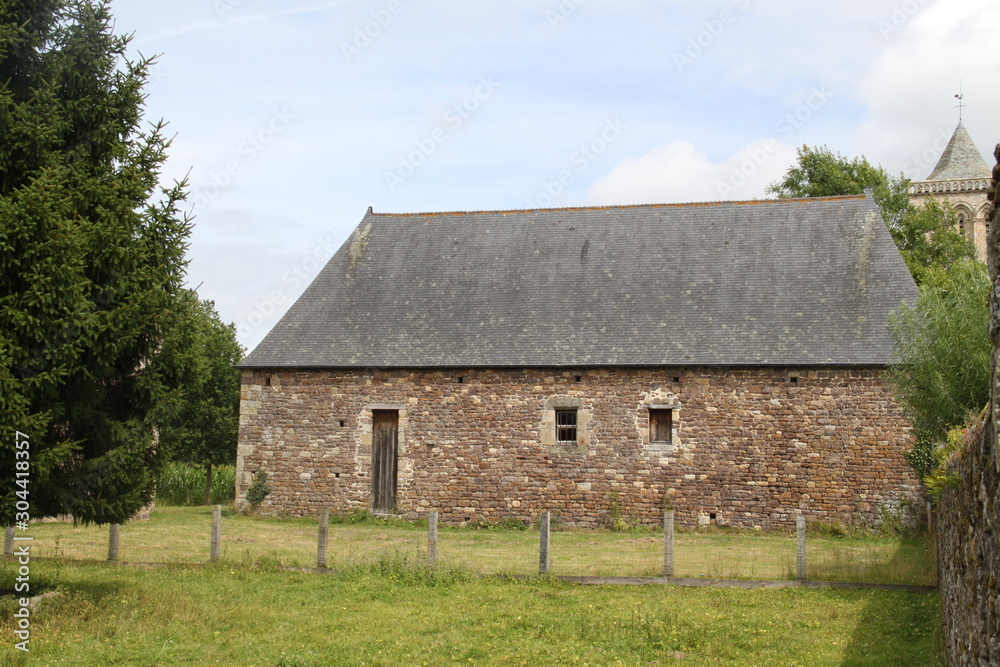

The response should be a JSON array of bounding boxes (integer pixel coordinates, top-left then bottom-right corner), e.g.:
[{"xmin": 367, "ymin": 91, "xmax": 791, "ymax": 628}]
[
  {"xmin": 937, "ymin": 415, "xmax": 1000, "ymax": 664},
  {"xmin": 236, "ymin": 366, "xmax": 921, "ymax": 529}
]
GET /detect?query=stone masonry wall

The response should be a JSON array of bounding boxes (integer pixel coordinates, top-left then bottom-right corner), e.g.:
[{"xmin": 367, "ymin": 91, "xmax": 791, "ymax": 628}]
[
  {"xmin": 235, "ymin": 366, "xmax": 921, "ymax": 529},
  {"xmin": 936, "ymin": 414, "xmax": 1000, "ymax": 664}
]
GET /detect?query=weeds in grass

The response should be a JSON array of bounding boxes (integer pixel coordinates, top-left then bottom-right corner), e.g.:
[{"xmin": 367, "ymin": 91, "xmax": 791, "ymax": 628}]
[
  {"xmin": 328, "ymin": 508, "xmax": 422, "ymax": 529},
  {"xmin": 337, "ymin": 553, "xmax": 474, "ymax": 587},
  {"xmin": 577, "ymin": 609, "xmax": 682, "ymax": 654},
  {"xmin": 807, "ymin": 521, "xmax": 850, "ymax": 538},
  {"xmin": 466, "ymin": 516, "xmax": 532, "ymax": 530},
  {"xmin": 207, "ymin": 551, "xmax": 287, "ymax": 573},
  {"xmin": 604, "ymin": 492, "xmax": 657, "ymax": 532}
]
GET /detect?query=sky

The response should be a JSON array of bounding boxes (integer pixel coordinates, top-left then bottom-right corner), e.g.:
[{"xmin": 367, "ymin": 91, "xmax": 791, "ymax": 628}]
[{"xmin": 109, "ymin": 0, "xmax": 1000, "ymax": 352}]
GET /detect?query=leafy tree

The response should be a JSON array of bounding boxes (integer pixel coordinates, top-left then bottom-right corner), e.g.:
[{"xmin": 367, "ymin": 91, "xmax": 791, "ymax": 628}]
[
  {"xmin": 767, "ymin": 145, "xmax": 975, "ymax": 280},
  {"xmin": 157, "ymin": 291, "xmax": 244, "ymax": 504},
  {"xmin": 893, "ymin": 200, "xmax": 976, "ymax": 283},
  {"xmin": 887, "ymin": 260, "xmax": 991, "ymax": 477},
  {"xmin": 0, "ymin": 1, "xmax": 190, "ymax": 524},
  {"xmin": 766, "ymin": 145, "xmax": 911, "ymax": 226}
]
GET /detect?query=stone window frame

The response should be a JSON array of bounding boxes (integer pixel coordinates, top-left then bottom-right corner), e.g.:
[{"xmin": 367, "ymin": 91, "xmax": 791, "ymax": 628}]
[{"xmin": 542, "ymin": 396, "xmax": 590, "ymax": 455}]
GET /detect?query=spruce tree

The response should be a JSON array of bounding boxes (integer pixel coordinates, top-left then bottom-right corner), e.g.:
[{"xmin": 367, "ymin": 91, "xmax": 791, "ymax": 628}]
[{"xmin": 0, "ymin": 1, "xmax": 191, "ymax": 524}]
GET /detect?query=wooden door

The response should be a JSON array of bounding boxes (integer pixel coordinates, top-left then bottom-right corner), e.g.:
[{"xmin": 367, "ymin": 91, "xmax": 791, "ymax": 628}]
[{"xmin": 371, "ymin": 410, "xmax": 398, "ymax": 514}]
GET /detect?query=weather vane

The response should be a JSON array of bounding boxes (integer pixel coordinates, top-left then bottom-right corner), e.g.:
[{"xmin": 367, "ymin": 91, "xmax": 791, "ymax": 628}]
[{"xmin": 955, "ymin": 82, "xmax": 965, "ymax": 122}]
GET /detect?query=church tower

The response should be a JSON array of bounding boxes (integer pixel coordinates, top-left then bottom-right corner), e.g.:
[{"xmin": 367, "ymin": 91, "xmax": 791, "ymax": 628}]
[{"xmin": 909, "ymin": 120, "xmax": 992, "ymax": 260}]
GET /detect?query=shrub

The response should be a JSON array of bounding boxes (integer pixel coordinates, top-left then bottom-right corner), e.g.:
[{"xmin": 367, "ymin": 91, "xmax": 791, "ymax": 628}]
[
  {"xmin": 245, "ymin": 470, "xmax": 270, "ymax": 508},
  {"xmin": 888, "ymin": 259, "xmax": 990, "ymax": 479}
]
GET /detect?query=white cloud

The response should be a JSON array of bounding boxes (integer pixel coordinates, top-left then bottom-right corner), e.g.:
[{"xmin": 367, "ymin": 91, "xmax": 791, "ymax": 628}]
[
  {"xmin": 588, "ymin": 138, "xmax": 798, "ymax": 205},
  {"xmin": 857, "ymin": 0, "xmax": 1000, "ymax": 176}
]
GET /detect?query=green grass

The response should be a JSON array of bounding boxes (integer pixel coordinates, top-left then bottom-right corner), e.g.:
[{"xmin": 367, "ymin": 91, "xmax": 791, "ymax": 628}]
[
  {"xmin": 25, "ymin": 507, "xmax": 937, "ymax": 586},
  {"xmin": 0, "ymin": 558, "xmax": 944, "ymax": 666}
]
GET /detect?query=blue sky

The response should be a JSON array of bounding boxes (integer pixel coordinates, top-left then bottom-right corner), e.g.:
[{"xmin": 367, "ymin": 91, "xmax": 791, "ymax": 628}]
[{"xmin": 110, "ymin": 0, "xmax": 1000, "ymax": 350}]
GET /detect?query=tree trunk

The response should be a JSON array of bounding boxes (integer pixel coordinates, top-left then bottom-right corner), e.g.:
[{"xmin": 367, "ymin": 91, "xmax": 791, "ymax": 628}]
[{"xmin": 203, "ymin": 464, "xmax": 213, "ymax": 505}]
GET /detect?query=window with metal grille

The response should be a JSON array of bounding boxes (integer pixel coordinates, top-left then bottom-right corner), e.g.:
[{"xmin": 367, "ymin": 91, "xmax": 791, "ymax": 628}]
[
  {"xmin": 649, "ymin": 408, "xmax": 672, "ymax": 444},
  {"xmin": 555, "ymin": 409, "xmax": 578, "ymax": 444}
]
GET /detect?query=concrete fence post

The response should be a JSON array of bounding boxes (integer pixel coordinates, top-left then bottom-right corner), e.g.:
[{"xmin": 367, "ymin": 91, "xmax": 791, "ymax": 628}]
[
  {"xmin": 108, "ymin": 524, "xmax": 121, "ymax": 561},
  {"xmin": 317, "ymin": 508, "xmax": 330, "ymax": 568},
  {"xmin": 663, "ymin": 510, "xmax": 675, "ymax": 578},
  {"xmin": 211, "ymin": 504, "xmax": 222, "ymax": 563},
  {"xmin": 427, "ymin": 510, "xmax": 438, "ymax": 566},
  {"xmin": 539, "ymin": 510, "xmax": 551, "ymax": 575},
  {"xmin": 4, "ymin": 525, "xmax": 13, "ymax": 557},
  {"xmin": 796, "ymin": 511, "xmax": 806, "ymax": 582}
]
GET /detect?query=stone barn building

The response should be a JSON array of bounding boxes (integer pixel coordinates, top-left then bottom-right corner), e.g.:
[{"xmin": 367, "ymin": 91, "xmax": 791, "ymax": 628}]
[{"xmin": 236, "ymin": 194, "xmax": 922, "ymax": 529}]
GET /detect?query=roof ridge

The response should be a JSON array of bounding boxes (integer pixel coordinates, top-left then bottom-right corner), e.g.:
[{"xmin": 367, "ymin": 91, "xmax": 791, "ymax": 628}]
[{"xmin": 370, "ymin": 194, "xmax": 868, "ymax": 218}]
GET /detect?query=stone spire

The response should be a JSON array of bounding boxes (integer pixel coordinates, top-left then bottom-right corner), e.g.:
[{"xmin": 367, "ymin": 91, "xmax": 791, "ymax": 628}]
[
  {"xmin": 909, "ymin": 120, "xmax": 991, "ymax": 262},
  {"xmin": 926, "ymin": 121, "xmax": 991, "ymax": 180}
]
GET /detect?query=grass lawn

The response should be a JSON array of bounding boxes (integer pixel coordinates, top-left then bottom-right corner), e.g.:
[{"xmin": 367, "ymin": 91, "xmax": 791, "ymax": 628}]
[
  {"xmin": 0, "ymin": 557, "xmax": 943, "ymax": 666},
  {"xmin": 25, "ymin": 506, "xmax": 937, "ymax": 586}
]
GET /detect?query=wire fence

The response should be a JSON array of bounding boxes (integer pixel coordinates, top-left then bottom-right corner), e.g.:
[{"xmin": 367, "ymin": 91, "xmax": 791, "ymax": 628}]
[{"xmin": 5, "ymin": 506, "xmax": 937, "ymax": 587}]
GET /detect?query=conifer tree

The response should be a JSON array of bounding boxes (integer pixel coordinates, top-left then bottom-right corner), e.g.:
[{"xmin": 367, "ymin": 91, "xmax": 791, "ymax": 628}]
[{"xmin": 0, "ymin": 1, "xmax": 191, "ymax": 524}]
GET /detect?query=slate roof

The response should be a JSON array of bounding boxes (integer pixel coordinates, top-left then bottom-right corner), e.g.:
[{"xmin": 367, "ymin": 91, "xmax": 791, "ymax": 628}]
[
  {"xmin": 926, "ymin": 122, "xmax": 991, "ymax": 181},
  {"xmin": 240, "ymin": 194, "xmax": 918, "ymax": 368}
]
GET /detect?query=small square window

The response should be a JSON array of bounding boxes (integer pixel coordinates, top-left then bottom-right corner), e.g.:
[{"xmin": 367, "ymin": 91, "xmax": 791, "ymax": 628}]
[
  {"xmin": 555, "ymin": 409, "xmax": 578, "ymax": 444},
  {"xmin": 649, "ymin": 408, "xmax": 672, "ymax": 444}
]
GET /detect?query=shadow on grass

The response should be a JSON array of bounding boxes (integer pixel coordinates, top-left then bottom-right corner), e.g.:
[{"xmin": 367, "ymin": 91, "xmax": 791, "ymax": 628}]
[{"xmin": 838, "ymin": 540, "xmax": 945, "ymax": 666}]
